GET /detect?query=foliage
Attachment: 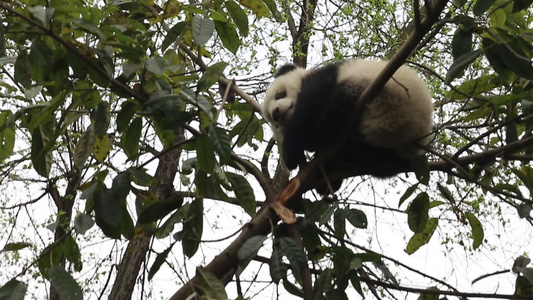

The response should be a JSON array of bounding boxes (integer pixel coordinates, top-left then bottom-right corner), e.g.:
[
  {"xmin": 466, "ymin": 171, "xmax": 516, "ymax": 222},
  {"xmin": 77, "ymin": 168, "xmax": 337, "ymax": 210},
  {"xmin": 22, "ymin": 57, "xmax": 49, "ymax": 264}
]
[{"xmin": 0, "ymin": 0, "xmax": 532, "ymax": 299}]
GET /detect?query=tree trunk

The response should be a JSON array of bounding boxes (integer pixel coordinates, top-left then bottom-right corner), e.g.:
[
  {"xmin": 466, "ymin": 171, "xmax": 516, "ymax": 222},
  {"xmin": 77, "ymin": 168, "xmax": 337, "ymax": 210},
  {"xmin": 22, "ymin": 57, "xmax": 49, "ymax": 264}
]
[{"xmin": 108, "ymin": 128, "xmax": 184, "ymax": 300}]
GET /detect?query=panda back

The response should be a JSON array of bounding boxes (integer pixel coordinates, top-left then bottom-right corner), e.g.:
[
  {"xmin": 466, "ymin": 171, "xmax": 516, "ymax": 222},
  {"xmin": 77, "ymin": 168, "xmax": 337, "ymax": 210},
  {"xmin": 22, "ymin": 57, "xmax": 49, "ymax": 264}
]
[{"xmin": 337, "ymin": 59, "xmax": 433, "ymax": 157}]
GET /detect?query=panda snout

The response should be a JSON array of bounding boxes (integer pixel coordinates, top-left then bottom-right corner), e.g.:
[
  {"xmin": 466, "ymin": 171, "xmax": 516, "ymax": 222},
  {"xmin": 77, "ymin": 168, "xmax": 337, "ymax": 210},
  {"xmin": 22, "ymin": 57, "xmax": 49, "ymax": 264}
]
[{"xmin": 272, "ymin": 107, "xmax": 281, "ymax": 121}]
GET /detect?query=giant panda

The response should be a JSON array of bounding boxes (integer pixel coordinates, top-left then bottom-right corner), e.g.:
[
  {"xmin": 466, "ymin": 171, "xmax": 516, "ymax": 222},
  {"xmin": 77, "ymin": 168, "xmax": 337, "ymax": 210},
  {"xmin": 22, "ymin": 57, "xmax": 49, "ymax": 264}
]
[{"xmin": 262, "ymin": 59, "xmax": 433, "ymax": 193}]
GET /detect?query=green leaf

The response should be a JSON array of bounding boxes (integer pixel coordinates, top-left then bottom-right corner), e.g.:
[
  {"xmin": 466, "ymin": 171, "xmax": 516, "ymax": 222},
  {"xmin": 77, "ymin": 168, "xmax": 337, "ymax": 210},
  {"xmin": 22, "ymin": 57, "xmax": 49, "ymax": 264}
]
[
  {"xmin": 269, "ymin": 246, "xmax": 285, "ymax": 284},
  {"xmin": 92, "ymin": 101, "xmax": 109, "ymax": 138},
  {"xmin": 155, "ymin": 203, "xmax": 190, "ymax": 239},
  {"xmin": 348, "ymin": 271, "xmax": 364, "ymax": 297},
  {"xmin": 28, "ymin": 40, "xmax": 53, "ymax": 82},
  {"xmin": 162, "ymin": 21, "xmax": 187, "ymax": 52},
  {"xmin": 239, "ymin": 0, "xmax": 270, "ymax": 17},
  {"xmin": 0, "ymin": 110, "xmax": 15, "ymax": 161},
  {"xmin": 197, "ymin": 61, "xmax": 228, "ymax": 92},
  {"xmin": 452, "ymin": 27, "xmax": 473, "ymax": 59},
  {"xmin": 196, "ymin": 134, "xmax": 216, "ymax": 172},
  {"xmin": 138, "ymin": 195, "xmax": 183, "ymax": 224},
  {"xmin": 14, "ymin": 51, "xmax": 31, "ymax": 88},
  {"xmin": 93, "ymin": 134, "xmax": 111, "ymax": 163},
  {"xmin": 209, "ymin": 125, "xmax": 231, "ymax": 163},
  {"xmin": 521, "ymin": 268, "xmax": 533, "ymax": 285},
  {"xmin": 465, "ymin": 212, "xmax": 484, "ymax": 249},
  {"xmin": 225, "ymin": 1, "xmax": 249, "ymax": 36},
  {"xmin": 334, "ymin": 209, "xmax": 347, "ymax": 238},
  {"xmin": 445, "ymin": 49, "xmax": 483, "ymax": 83},
  {"xmin": 3, "ymin": 242, "xmax": 32, "ymax": 251},
  {"xmin": 314, "ymin": 268, "xmax": 333, "ymax": 296},
  {"xmin": 146, "ymin": 56, "xmax": 170, "ymax": 76},
  {"xmin": 489, "ymin": 5, "xmax": 507, "ymax": 27},
  {"xmin": 446, "ymin": 75, "xmax": 499, "ymax": 100},
  {"xmin": 345, "ymin": 209, "xmax": 368, "ymax": 229},
  {"xmin": 406, "ymin": 218, "xmax": 438, "ymax": 254},
  {"xmin": 412, "ymin": 155, "xmax": 430, "ymax": 185},
  {"xmin": 74, "ymin": 125, "xmax": 96, "ymax": 169},
  {"xmin": 63, "ymin": 236, "xmax": 82, "ymax": 272},
  {"xmin": 111, "ymin": 172, "xmax": 131, "ymax": 200},
  {"xmin": 417, "ymin": 288, "xmax": 440, "ymax": 300},
  {"xmin": 74, "ymin": 213, "xmax": 95, "ymax": 235},
  {"xmin": 127, "ymin": 167, "xmax": 154, "ymax": 186},
  {"xmin": 24, "ymin": 91, "xmax": 66, "ymax": 132},
  {"xmin": 121, "ymin": 117, "xmax": 142, "ymax": 159},
  {"xmin": 516, "ymin": 274, "xmax": 533, "ymax": 295},
  {"xmin": 214, "ymin": 21, "xmax": 241, "ymax": 54},
  {"xmin": 483, "ymin": 38, "xmax": 511, "ymax": 79},
  {"xmin": 261, "ymin": 0, "xmax": 282, "ymax": 21},
  {"xmin": 278, "ymin": 237, "xmax": 307, "ymax": 281},
  {"xmin": 229, "ymin": 117, "xmax": 261, "ymax": 147},
  {"xmin": 437, "ymin": 183, "xmax": 455, "ymax": 204},
  {"xmin": 31, "ymin": 124, "xmax": 53, "ymax": 178},
  {"xmin": 121, "ymin": 207, "xmax": 135, "ymax": 240},
  {"xmin": 398, "ymin": 183, "xmax": 418, "ymax": 207},
  {"xmin": 407, "ymin": 192, "xmax": 430, "ymax": 233},
  {"xmin": 181, "ymin": 198, "xmax": 203, "ymax": 258},
  {"xmin": 473, "ymin": 0, "xmax": 497, "ymax": 15},
  {"xmin": 28, "ymin": 6, "xmax": 55, "ymax": 24},
  {"xmin": 93, "ymin": 189, "xmax": 122, "ymax": 239},
  {"xmin": 149, "ymin": 243, "xmax": 175, "ymax": 280},
  {"xmin": 496, "ymin": 41, "xmax": 533, "ymax": 80},
  {"xmin": 144, "ymin": 94, "xmax": 191, "ymax": 129},
  {"xmin": 192, "ymin": 15, "xmax": 214, "ymax": 46},
  {"xmin": 236, "ymin": 235, "xmax": 267, "ymax": 276},
  {"xmin": 0, "ymin": 279, "xmax": 27, "ymax": 300},
  {"xmin": 506, "ymin": 122, "xmax": 518, "ymax": 143},
  {"xmin": 513, "ymin": 256, "xmax": 531, "ymax": 273},
  {"xmin": 374, "ymin": 261, "xmax": 398, "ymax": 285},
  {"xmin": 117, "ymin": 100, "xmax": 138, "ymax": 133},
  {"xmin": 517, "ymin": 203, "xmax": 532, "ymax": 218},
  {"xmin": 48, "ymin": 266, "xmax": 83, "ymax": 300},
  {"xmin": 354, "ymin": 252, "xmax": 382, "ymax": 263},
  {"xmin": 180, "ymin": 90, "xmax": 213, "ymax": 119},
  {"xmin": 196, "ymin": 268, "xmax": 228, "ymax": 299},
  {"xmin": 512, "ymin": 167, "xmax": 533, "ymax": 195},
  {"xmin": 298, "ymin": 220, "xmax": 322, "ymax": 260},
  {"xmin": 512, "ymin": 0, "xmax": 533, "ymax": 12},
  {"xmin": 38, "ymin": 243, "xmax": 63, "ymax": 277},
  {"xmin": 283, "ymin": 277, "xmax": 304, "ymax": 297},
  {"xmin": 227, "ymin": 172, "xmax": 256, "ymax": 216},
  {"xmin": 80, "ymin": 182, "xmax": 98, "ymax": 200}
]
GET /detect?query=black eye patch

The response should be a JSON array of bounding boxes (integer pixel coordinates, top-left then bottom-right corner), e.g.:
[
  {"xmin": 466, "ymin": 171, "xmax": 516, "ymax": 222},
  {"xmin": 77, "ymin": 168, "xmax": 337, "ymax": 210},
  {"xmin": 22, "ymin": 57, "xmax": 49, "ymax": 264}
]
[{"xmin": 275, "ymin": 91, "xmax": 287, "ymax": 100}]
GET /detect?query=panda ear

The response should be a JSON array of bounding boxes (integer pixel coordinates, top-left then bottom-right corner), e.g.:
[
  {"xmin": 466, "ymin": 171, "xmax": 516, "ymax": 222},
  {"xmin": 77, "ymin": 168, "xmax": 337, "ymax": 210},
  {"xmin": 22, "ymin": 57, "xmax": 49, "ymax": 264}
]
[{"xmin": 274, "ymin": 64, "xmax": 298, "ymax": 77}]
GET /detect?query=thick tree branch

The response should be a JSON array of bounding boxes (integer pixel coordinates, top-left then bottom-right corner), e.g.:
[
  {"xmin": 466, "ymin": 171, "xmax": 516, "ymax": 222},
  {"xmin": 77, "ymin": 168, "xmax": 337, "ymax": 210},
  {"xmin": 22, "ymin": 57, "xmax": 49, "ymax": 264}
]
[{"xmin": 109, "ymin": 128, "xmax": 185, "ymax": 300}]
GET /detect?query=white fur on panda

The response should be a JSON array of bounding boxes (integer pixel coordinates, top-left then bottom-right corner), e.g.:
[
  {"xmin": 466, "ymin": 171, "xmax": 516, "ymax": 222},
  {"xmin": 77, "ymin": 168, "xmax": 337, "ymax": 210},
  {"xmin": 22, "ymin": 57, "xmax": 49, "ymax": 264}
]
[
  {"xmin": 262, "ymin": 67, "xmax": 307, "ymax": 140},
  {"xmin": 262, "ymin": 59, "xmax": 433, "ymax": 162},
  {"xmin": 337, "ymin": 60, "xmax": 433, "ymax": 158}
]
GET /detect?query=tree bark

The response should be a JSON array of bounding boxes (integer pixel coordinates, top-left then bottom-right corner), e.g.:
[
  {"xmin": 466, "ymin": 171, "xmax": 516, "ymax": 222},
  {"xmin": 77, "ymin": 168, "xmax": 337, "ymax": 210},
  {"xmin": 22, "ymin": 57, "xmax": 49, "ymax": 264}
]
[{"xmin": 108, "ymin": 128, "xmax": 184, "ymax": 300}]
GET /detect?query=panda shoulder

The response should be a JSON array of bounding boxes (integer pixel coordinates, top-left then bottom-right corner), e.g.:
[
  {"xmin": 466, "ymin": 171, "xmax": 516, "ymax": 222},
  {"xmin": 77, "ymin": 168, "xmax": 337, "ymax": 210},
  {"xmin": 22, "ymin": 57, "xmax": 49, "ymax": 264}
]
[{"xmin": 274, "ymin": 63, "xmax": 298, "ymax": 77}]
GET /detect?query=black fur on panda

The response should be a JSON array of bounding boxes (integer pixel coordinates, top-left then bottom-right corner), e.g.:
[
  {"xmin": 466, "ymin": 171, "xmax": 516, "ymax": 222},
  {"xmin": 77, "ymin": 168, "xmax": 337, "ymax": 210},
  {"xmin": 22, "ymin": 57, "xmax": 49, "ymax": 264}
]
[{"xmin": 262, "ymin": 59, "xmax": 433, "ymax": 193}]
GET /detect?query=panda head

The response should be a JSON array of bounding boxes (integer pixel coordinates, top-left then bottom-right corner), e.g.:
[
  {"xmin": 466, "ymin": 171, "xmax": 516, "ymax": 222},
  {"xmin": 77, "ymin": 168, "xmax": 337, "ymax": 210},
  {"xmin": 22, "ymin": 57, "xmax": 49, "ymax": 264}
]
[{"xmin": 262, "ymin": 63, "xmax": 307, "ymax": 141}]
